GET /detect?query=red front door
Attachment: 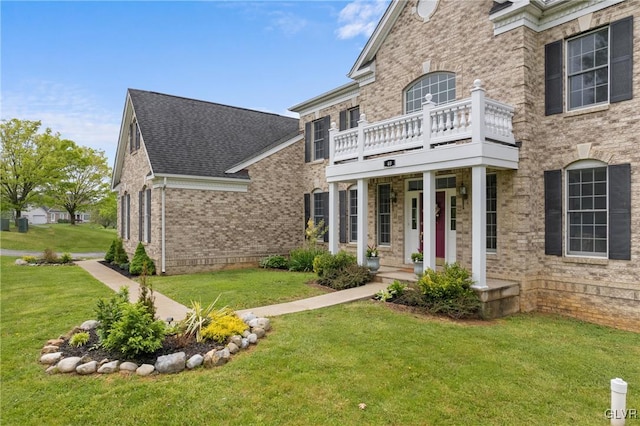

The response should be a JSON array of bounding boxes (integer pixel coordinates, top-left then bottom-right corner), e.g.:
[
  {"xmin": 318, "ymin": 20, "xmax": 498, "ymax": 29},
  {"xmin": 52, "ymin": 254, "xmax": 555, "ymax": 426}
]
[{"xmin": 436, "ymin": 191, "xmax": 445, "ymax": 259}]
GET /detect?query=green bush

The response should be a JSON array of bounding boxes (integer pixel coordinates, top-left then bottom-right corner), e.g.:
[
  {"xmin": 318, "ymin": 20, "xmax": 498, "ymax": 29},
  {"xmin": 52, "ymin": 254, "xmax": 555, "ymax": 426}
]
[
  {"xmin": 180, "ymin": 297, "xmax": 222, "ymax": 343},
  {"xmin": 288, "ymin": 247, "xmax": 325, "ymax": 272},
  {"xmin": 201, "ymin": 308, "xmax": 248, "ymax": 343},
  {"xmin": 104, "ymin": 239, "xmax": 116, "ymax": 263},
  {"xmin": 129, "ymin": 242, "xmax": 156, "ymax": 275},
  {"xmin": 325, "ymin": 264, "xmax": 371, "ymax": 290},
  {"xmin": 259, "ymin": 255, "xmax": 289, "ymax": 270},
  {"xmin": 42, "ymin": 248, "xmax": 58, "ymax": 264},
  {"xmin": 313, "ymin": 250, "xmax": 356, "ymax": 278},
  {"xmin": 375, "ymin": 280, "xmax": 407, "ymax": 302},
  {"xmin": 60, "ymin": 252, "xmax": 73, "ymax": 264},
  {"xmin": 112, "ymin": 238, "xmax": 128, "ymax": 265},
  {"xmin": 418, "ymin": 263, "xmax": 480, "ymax": 319},
  {"xmin": 69, "ymin": 331, "xmax": 90, "ymax": 347},
  {"xmin": 102, "ymin": 302, "xmax": 166, "ymax": 358},
  {"xmin": 95, "ymin": 287, "xmax": 130, "ymax": 342},
  {"xmin": 137, "ymin": 267, "xmax": 156, "ymax": 318}
]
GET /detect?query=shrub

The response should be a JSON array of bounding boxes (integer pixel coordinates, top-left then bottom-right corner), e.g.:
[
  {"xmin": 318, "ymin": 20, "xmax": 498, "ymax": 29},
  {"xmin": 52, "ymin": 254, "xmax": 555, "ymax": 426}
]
[
  {"xmin": 104, "ymin": 239, "xmax": 116, "ymax": 263},
  {"xmin": 288, "ymin": 246, "xmax": 325, "ymax": 272},
  {"xmin": 201, "ymin": 309, "xmax": 248, "ymax": 343},
  {"xmin": 137, "ymin": 266, "xmax": 156, "ymax": 318},
  {"xmin": 259, "ymin": 255, "xmax": 289, "ymax": 270},
  {"xmin": 375, "ymin": 280, "xmax": 407, "ymax": 302},
  {"xmin": 418, "ymin": 263, "xmax": 480, "ymax": 319},
  {"xmin": 393, "ymin": 282, "xmax": 429, "ymax": 308},
  {"xmin": 60, "ymin": 252, "xmax": 73, "ymax": 264},
  {"xmin": 325, "ymin": 264, "xmax": 371, "ymax": 290},
  {"xmin": 313, "ymin": 250, "xmax": 356, "ymax": 278},
  {"xmin": 102, "ymin": 302, "xmax": 166, "ymax": 358},
  {"xmin": 129, "ymin": 242, "xmax": 156, "ymax": 275},
  {"xmin": 95, "ymin": 287, "xmax": 130, "ymax": 341},
  {"xmin": 181, "ymin": 296, "xmax": 222, "ymax": 343},
  {"xmin": 69, "ymin": 331, "xmax": 90, "ymax": 347},
  {"xmin": 42, "ymin": 248, "xmax": 58, "ymax": 264},
  {"xmin": 21, "ymin": 255, "xmax": 37, "ymax": 264},
  {"xmin": 112, "ymin": 238, "xmax": 128, "ymax": 265}
]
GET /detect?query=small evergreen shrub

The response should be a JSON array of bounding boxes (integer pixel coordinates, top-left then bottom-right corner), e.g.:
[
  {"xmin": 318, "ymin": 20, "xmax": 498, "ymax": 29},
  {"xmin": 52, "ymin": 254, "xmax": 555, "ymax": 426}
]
[
  {"xmin": 21, "ymin": 255, "xmax": 37, "ymax": 264},
  {"xmin": 102, "ymin": 302, "xmax": 166, "ymax": 358},
  {"xmin": 60, "ymin": 252, "xmax": 73, "ymax": 264},
  {"xmin": 137, "ymin": 266, "xmax": 156, "ymax": 318},
  {"xmin": 104, "ymin": 239, "xmax": 116, "ymax": 263},
  {"xmin": 288, "ymin": 247, "xmax": 325, "ymax": 272},
  {"xmin": 113, "ymin": 238, "xmax": 128, "ymax": 265},
  {"xmin": 42, "ymin": 248, "xmax": 58, "ymax": 264},
  {"xmin": 95, "ymin": 287, "xmax": 130, "ymax": 341},
  {"xmin": 69, "ymin": 331, "xmax": 90, "ymax": 347},
  {"xmin": 201, "ymin": 309, "xmax": 248, "ymax": 343},
  {"xmin": 418, "ymin": 263, "xmax": 480, "ymax": 319},
  {"xmin": 259, "ymin": 255, "xmax": 289, "ymax": 270},
  {"xmin": 129, "ymin": 242, "xmax": 156, "ymax": 275}
]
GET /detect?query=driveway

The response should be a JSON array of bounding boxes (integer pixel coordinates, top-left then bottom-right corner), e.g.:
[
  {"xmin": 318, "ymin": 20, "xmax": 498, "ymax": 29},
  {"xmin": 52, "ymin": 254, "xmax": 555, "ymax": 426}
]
[{"xmin": 0, "ymin": 249, "xmax": 104, "ymax": 259}]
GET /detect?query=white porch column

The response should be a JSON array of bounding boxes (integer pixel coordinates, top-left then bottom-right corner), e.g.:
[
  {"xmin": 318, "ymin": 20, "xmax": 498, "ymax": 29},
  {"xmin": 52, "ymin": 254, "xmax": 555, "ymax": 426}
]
[
  {"xmin": 471, "ymin": 165, "xmax": 488, "ymax": 289},
  {"xmin": 328, "ymin": 182, "xmax": 339, "ymax": 254},
  {"xmin": 422, "ymin": 171, "xmax": 436, "ymax": 271},
  {"xmin": 470, "ymin": 79, "xmax": 486, "ymax": 144},
  {"xmin": 356, "ymin": 178, "xmax": 369, "ymax": 265}
]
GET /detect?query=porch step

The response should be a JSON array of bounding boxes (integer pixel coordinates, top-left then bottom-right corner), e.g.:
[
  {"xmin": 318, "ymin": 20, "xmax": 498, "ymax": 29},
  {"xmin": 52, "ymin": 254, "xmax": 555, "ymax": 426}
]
[{"xmin": 473, "ymin": 280, "xmax": 520, "ymax": 319}]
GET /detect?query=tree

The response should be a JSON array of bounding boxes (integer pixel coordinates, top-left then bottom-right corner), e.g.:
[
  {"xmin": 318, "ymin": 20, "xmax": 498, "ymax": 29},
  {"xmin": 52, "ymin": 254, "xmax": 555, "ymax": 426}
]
[
  {"xmin": 45, "ymin": 144, "xmax": 110, "ymax": 225},
  {"xmin": 0, "ymin": 119, "xmax": 68, "ymax": 223},
  {"xmin": 91, "ymin": 190, "xmax": 117, "ymax": 228}
]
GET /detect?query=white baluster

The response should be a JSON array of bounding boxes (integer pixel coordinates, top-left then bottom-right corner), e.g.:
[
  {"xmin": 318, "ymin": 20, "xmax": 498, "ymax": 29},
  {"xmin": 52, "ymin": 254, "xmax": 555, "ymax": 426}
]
[
  {"xmin": 452, "ymin": 107, "xmax": 460, "ymax": 134},
  {"xmin": 431, "ymin": 112, "xmax": 438, "ymax": 137},
  {"xmin": 445, "ymin": 109, "xmax": 452, "ymax": 133}
]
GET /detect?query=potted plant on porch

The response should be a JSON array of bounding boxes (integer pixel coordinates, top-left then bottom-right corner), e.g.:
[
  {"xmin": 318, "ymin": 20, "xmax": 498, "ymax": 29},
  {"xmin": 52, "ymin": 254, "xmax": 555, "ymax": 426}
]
[
  {"xmin": 366, "ymin": 245, "xmax": 380, "ymax": 274},
  {"xmin": 411, "ymin": 251, "xmax": 424, "ymax": 276}
]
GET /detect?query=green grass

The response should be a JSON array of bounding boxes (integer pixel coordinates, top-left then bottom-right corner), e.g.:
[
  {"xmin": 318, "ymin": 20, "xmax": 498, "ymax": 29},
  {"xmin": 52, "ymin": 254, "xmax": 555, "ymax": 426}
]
[
  {"xmin": 0, "ymin": 223, "xmax": 116, "ymax": 252},
  {"xmin": 2, "ymin": 255, "xmax": 639, "ymax": 425},
  {"xmin": 151, "ymin": 268, "xmax": 324, "ymax": 309}
]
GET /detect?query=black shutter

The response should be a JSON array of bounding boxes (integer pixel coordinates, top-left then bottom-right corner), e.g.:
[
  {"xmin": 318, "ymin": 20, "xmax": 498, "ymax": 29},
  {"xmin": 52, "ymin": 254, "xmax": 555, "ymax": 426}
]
[
  {"xmin": 120, "ymin": 195, "xmax": 125, "ymax": 238},
  {"xmin": 545, "ymin": 40, "xmax": 564, "ymax": 115},
  {"xmin": 339, "ymin": 110, "xmax": 347, "ymax": 131},
  {"xmin": 339, "ymin": 190, "xmax": 347, "ymax": 243},
  {"xmin": 138, "ymin": 191, "xmax": 143, "ymax": 241},
  {"xmin": 322, "ymin": 115, "xmax": 331, "ymax": 160},
  {"xmin": 146, "ymin": 188, "xmax": 152, "ymax": 243},
  {"xmin": 610, "ymin": 16, "xmax": 633, "ymax": 103},
  {"xmin": 322, "ymin": 191, "xmax": 330, "ymax": 242},
  {"xmin": 126, "ymin": 194, "xmax": 130, "ymax": 240},
  {"xmin": 608, "ymin": 164, "xmax": 631, "ymax": 260},
  {"xmin": 304, "ymin": 122, "xmax": 312, "ymax": 163},
  {"xmin": 544, "ymin": 170, "xmax": 562, "ymax": 256},
  {"xmin": 304, "ymin": 193, "xmax": 310, "ymax": 234}
]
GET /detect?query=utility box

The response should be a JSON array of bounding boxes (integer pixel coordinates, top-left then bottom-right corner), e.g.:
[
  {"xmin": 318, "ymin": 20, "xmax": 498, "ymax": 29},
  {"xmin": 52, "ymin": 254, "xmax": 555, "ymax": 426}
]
[
  {"xmin": 17, "ymin": 217, "xmax": 28, "ymax": 233},
  {"xmin": 0, "ymin": 219, "xmax": 9, "ymax": 231}
]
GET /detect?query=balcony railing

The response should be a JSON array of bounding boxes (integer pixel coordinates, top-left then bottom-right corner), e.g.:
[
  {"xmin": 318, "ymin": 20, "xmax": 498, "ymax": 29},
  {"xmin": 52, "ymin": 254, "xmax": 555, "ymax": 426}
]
[{"xmin": 329, "ymin": 79, "xmax": 516, "ymax": 164}]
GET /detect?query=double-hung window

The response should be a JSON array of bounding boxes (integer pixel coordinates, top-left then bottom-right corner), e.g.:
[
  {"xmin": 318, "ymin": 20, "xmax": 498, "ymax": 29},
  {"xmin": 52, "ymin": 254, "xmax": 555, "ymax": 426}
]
[
  {"xmin": 349, "ymin": 188, "xmax": 358, "ymax": 242},
  {"xmin": 567, "ymin": 165, "xmax": 607, "ymax": 256},
  {"xmin": 567, "ymin": 28, "xmax": 609, "ymax": 110},
  {"xmin": 304, "ymin": 116, "xmax": 331, "ymax": 162},
  {"xmin": 378, "ymin": 184, "xmax": 391, "ymax": 245},
  {"xmin": 486, "ymin": 174, "xmax": 497, "ymax": 252}
]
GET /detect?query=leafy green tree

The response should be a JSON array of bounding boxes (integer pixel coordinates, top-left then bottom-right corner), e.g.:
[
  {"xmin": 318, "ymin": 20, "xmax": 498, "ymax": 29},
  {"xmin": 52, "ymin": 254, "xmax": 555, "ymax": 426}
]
[
  {"xmin": 90, "ymin": 191, "xmax": 117, "ymax": 228},
  {"xmin": 0, "ymin": 119, "xmax": 68, "ymax": 223},
  {"xmin": 44, "ymin": 144, "xmax": 110, "ymax": 225}
]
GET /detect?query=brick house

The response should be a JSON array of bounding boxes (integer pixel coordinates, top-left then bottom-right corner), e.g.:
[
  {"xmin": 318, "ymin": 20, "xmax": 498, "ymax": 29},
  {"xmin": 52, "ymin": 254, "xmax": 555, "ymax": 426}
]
[{"xmin": 113, "ymin": 0, "xmax": 639, "ymax": 331}]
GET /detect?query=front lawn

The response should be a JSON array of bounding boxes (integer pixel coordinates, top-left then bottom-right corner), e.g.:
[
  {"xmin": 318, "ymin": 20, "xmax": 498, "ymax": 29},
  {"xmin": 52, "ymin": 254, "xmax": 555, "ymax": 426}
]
[
  {"xmin": 0, "ymin": 223, "xmax": 116, "ymax": 252},
  {"xmin": 1, "ymin": 256, "xmax": 638, "ymax": 425}
]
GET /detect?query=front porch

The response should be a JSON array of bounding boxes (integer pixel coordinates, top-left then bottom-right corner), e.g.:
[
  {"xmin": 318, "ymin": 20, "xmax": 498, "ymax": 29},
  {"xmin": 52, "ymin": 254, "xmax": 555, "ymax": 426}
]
[
  {"xmin": 325, "ymin": 80, "xmax": 520, "ymax": 290},
  {"xmin": 373, "ymin": 266, "xmax": 521, "ymax": 319}
]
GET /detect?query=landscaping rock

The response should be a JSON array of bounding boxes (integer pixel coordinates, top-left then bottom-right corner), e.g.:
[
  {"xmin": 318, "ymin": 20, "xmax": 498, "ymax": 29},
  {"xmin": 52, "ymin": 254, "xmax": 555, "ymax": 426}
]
[
  {"xmin": 98, "ymin": 360, "xmax": 120, "ymax": 374},
  {"xmin": 41, "ymin": 345, "xmax": 60, "ymax": 354},
  {"xmin": 252, "ymin": 327, "xmax": 266, "ymax": 339},
  {"xmin": 136, "ymin": 364, "xmax": 155, "ymax": 376},
  {"xmin": 241, "ymin": 312, "xmax": 257, "ymax": 323},
  {"xmin": 247, "ymin": 333, "xmax": 258, "ymax": 344},
  {"xmin": 229, "ymin": 335, "xmax": 242, "ymax": 347},
  {"xmin": 227, "ymin": 342, "xmax": 239, "ymax": 354},
  {"xmin": 155, "ymin": 352, "xmax": 185, "ymax": 374},
  {"xmin": 119, "ymin": 362, "xmax": 138, "ymax": 372},
  {"xmin": 240, "ymin": 338, "xmax": 250, "ymax": 349},
  {"xmin": 186, "ymin": 354, "xmax": 203, "ymax": 369},
  {"xmin": 15, "ymin": 259, "xmax": 28, "ymax": 265},
  {"xmin": 40, "ymin": 352, "xmax": 63, "ymax": 365},
  {"xmin": 80, "ymin": 320, "xmax": 99, "ymax": 330},
  {"xmin": 76, "ymin": 361, "xmax": 98, "ymax": 375},
  {"xmin": 203, "ymin": 349, "xmax": 228, "ymax": 368},
  {"xmin": 248, "ymin": 317, "xmax": 271, "ymax": 331},
  {"xmin": 57, "ymin": 357, "xmax": 82, "ymax": 373},
  {"xmin": 47, "ymin": 338, "xmax": 64, "ymax": 346}
]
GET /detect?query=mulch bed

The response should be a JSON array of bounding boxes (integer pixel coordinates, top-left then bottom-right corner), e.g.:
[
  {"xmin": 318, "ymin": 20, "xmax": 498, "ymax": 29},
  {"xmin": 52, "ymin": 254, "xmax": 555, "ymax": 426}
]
[{"xmin": 98, "ymin": 260, "xmax": 136, "ymax": 279}]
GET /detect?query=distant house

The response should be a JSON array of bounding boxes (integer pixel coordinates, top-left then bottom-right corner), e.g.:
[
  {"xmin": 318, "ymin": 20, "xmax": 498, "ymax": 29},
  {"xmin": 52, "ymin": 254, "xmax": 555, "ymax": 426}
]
[
  {"xmin": 21, "ymin": 206, "xmax": 47, "ymax": 225},
  {"xmin": 21, "ymin": 206, "xmax": 90, "ymax": 224},
  {"xmin": 113, "ymin": 0, "xmax": 639, "ymax": 332}
]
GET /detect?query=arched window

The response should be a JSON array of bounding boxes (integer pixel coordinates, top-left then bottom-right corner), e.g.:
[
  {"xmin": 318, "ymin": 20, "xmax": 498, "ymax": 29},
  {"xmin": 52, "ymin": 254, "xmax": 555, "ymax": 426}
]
[{"xmin": 405, "ymin": 72, "xmax": 456, "ymax": 113}]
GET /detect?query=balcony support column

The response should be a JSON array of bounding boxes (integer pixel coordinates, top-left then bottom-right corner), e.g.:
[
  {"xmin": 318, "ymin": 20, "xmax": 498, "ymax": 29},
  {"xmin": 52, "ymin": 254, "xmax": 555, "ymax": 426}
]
[
  {"xmin": 422, "ymin": 171, "xmax": 436, "ymax": 271},
  {"xmin": 356, "ymin": 178, "xmax": 369, "ymax": 266},
  {"xmin": 470, "ymin": 79, "xmax": 486, "ymax": 144},
  {"xmin": 329, "ymin": 122, "xmax": 337, "ymax": 165},
  {"xmin": 471, "ymin": 165, "xmax": 488, "ymax": 289},
  {"xmin": 328, "ymin": 182, "xmax": 340, "ymax": 254},
  {"xmin": 357, "ymin": 114, "xmax": 367, "ymax": 162},
  {"xmin": 422, "ymin": 94, "xmax": 435, "ymax": 149}
]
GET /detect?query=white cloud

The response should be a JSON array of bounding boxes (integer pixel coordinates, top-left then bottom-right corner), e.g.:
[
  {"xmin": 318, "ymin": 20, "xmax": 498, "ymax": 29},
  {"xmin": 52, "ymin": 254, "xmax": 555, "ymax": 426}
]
[
  {"xmin": 266, "ymin": 10, "xmax": 308, "ymax": 36},
  {"xmin": 1, "ymin": 81, "xmax": 121, "ymax": 167},
  {"xmin": 336, "ymin": 0, "xmax": 389, "ymax": 40}
]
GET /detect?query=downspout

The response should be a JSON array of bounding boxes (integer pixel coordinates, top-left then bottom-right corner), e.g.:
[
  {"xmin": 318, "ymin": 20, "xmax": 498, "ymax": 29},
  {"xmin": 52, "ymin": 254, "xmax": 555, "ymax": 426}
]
[{"xmin": 161, "ymin": 177, "xmax": 166, "ymax": 274}]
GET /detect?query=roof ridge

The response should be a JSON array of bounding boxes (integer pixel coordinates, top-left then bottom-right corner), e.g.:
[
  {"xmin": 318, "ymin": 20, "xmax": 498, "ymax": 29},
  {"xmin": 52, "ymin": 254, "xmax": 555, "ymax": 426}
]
[{"xmin": 128, "ymin": 88, "xmax": 298, "ymax": 120}]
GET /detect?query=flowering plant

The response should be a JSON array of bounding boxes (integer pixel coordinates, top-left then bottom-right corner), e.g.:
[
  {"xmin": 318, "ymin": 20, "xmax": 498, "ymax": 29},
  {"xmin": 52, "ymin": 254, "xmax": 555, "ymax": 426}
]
[{"xmin": 366, "ymin": 245, "xmax": 379, "ymax": 258}]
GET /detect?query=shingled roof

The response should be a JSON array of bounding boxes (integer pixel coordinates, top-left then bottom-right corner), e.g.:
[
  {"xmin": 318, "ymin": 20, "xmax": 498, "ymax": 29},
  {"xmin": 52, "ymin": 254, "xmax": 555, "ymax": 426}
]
[{"xmin": 128, "ymin": 89, "xmax": 299, "ymax": 179}]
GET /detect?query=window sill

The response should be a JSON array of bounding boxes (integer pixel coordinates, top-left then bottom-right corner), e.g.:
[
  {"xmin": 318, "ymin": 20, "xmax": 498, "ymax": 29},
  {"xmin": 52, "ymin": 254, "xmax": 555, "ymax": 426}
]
[
  {"xmin": 562, "ymin": 256, "xmax": 608, "ymax": 266},
  {"xmin": 309, "ymin": 158, "xmax": 326, "ymax": 165},
  {"xmin": 563, "ymin": 103, "xmax": 609, "ymax": 118}
]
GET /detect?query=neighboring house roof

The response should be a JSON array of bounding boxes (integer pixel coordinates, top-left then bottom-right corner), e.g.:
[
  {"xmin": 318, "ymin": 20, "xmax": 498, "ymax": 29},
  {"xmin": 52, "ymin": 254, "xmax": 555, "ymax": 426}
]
[{"xmin": 116, "ymin": 89, "xmax": 299, "ymax": 184}]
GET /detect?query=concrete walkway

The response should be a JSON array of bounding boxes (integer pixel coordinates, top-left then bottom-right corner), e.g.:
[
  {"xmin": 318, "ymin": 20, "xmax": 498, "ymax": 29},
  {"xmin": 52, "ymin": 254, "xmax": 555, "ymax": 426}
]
[{"xmin": 76, "ymin": 259, "xmax": 388, "ymax": 321}]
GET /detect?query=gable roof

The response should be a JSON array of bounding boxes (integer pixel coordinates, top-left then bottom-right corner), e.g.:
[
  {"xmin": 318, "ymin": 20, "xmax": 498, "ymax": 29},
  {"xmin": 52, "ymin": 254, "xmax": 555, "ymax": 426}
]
[{"xmin": 118, "ymin": 89, "xmax": 299, "ymax": 183}]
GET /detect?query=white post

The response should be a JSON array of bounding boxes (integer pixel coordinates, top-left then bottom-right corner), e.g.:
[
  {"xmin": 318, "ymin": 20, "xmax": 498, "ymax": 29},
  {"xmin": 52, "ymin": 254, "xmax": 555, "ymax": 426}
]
[
  {"xmin": 329, "ymin": 121, "xmax": 337, "ymax": 165},
  {"xmin": 328, "ymin": 182, "xmax": 339, "ymax": 254},
  {"xmin": 470, "ymin": 79, "xmax": 486, "ymax": 144},
  {"xmin": 423, "ymin": 171, "xmax": 436, "ymax": 271},
  {"xmin": 610, "ymin": 378, "xmax": 628, "ymax": 426},
  {"xmin": 471, "ymin": 165, "xmax": 488, "ymax": 288},
  {"xmin": 357, "ymin": 113, "xmax": 367, "ymax": 161},
  {"xmin": 357, "ymin": 178, "xmax": 369, "ymax": 265},
  {"xmin": 422, "ymin": 94, "xmax": 435, "ymax": 149}
]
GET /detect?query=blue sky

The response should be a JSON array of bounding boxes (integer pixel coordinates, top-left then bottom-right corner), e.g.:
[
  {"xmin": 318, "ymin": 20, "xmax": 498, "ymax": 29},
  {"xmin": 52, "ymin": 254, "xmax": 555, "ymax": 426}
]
[{"xmin": 1, "ymin": 0, "xmax": 389, "ymax": 166}]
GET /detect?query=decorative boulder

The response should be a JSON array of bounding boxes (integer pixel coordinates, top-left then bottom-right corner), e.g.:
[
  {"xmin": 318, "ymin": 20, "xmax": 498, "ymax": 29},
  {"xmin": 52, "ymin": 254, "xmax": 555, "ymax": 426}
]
[
  {"xmin": 76, "ymin": 361, "xmax": 98, "ymax": 375},
  {"xmin": 119, "ymin": 362, "xmax": 138, "ymax": 372},
  {"xmin": 186, "ymin": 354, "xmax": 204, "ymax": 369},
  {"xmin": 98, "ymin": 360, "xmax": 120, "ymax": 374},
  {"xmin": 155, "ymin": 352, "xmax": 186, "ymax": 374},
  {"xmin": 14, "ymin": 259, "xmax": 28, "ymax": 265},
  {"xmin": 203, "ymin": 349, "xmax": 227, "ymax": 368},
  {"xmin": 40, "ymin": 352, "xmax": 63, "ymax": 365},
  {"xmin": 248, "ymin": 317, "xmax": 271, "ymax": 331},
  {"xmin": 227, "ymin": 342, "xmax": 239, "ymax": 354},
  {"xmin": 80, "ymin": 320, "xmax": 99, "ymax": 330},
  {"xmin": 252, "ymin": 327, "xmax": 266, "ymax": 339},
  {"xmin": 41, "ymin": 345, "xmax": 60, "ymax": 354},
  {"xmin": 241, "ymin": 312, "xmax": 257, "ymax": 323},
  {"xmin": 136, "ymin": 364, "xmax": 155, "ymax": 376},
  {"xmin": 57, "ymin": 357, "xmax": 82, "ymax": 373},
  {"xmin": 247, "ymin": 333, "xmax": 258, "ymax": 344}
]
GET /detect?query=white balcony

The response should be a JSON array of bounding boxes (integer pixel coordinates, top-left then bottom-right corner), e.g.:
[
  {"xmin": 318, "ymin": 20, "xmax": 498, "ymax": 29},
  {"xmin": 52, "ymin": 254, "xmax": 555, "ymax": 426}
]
[{"xmin": 327, "ymin": 80, "xmax": 519, "ymax": 181}]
